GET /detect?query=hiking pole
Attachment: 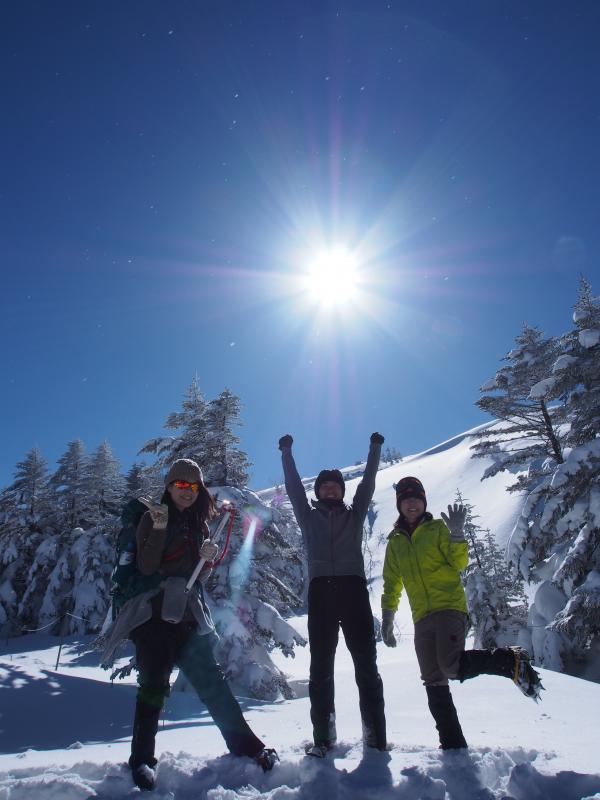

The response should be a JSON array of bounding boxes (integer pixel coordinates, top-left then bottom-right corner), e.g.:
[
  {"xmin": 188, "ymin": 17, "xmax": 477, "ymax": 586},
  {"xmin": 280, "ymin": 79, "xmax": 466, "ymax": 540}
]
[{"xmin": 185, "ymin": 503, "xmax": 236, "ymax": 593}]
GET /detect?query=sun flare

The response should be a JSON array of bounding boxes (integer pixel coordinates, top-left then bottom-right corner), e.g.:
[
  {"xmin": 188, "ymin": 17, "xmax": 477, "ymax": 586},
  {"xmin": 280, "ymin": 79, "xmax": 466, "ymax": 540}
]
[{"xmin": 303, "ymin": 246, "xmax": 360, "ymax": 308}]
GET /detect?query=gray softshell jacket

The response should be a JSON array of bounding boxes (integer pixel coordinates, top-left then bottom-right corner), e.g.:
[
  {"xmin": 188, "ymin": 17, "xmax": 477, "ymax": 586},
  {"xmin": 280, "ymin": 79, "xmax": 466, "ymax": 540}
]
[{"xmin": 281, "ymin": 441, "xmax": 381, "ymax": 582}]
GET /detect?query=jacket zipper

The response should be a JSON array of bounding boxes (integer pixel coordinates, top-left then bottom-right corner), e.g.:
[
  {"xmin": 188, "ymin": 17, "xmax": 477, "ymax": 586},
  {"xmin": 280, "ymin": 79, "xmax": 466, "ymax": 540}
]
[
  {"xmin": 329, "ymin": 509, "xmax": 335, "ymax": 576},
  {"xmin": 400, "ymin": 526, "xmax": 432, "ymax": 614}
]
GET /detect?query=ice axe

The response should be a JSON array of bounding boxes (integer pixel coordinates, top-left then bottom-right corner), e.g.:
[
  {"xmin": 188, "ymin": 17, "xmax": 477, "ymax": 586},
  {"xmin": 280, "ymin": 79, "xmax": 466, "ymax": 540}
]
[{"xmin": 185, "ymin": 502, "xmax": 236, "ymax": 593}]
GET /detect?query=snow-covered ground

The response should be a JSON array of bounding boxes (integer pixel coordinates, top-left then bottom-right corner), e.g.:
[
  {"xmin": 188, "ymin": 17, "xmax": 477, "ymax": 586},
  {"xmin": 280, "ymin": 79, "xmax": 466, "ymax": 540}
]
[{"xmin": 1, "ymin": 428, "xmax": 599, "ymax": 799}]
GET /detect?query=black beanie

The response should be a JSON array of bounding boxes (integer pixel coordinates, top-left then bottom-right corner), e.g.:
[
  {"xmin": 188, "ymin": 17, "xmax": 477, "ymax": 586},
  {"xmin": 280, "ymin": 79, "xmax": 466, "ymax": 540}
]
[
  {"xmin": 395, "ymin": 476, "xmax": 427, "ymax": 512},
  {"xmin": 314, "ymin": 469, "xmax": 346, "ymax": 499}
]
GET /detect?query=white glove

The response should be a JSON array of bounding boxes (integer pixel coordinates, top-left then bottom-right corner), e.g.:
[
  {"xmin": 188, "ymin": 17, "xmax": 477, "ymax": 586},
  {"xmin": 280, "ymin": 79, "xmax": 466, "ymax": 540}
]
[
  {"xmin": 441, "ymin": 503, "xmax": 467, "ymax": 542},
  {"xmin": 199, "ymin": 540, "xmax": 219, "ymax": 562},
  {"xmin": 139, "ymin": 497, "xmax": 169, "ymax": 530},
  {"xmin": 382, "ymin": 609, "xmax": 397, "ymax": 647}
]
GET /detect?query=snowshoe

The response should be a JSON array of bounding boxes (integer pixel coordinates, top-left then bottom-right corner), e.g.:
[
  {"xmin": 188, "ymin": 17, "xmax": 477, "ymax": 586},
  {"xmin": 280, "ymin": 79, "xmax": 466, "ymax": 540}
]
[
  {"xmin": 305, "ymin": 741, "xmax": 333, "ymax": 758},
  {"xmin": 131, "ymin": 762, "xmax": 156, "ymax": 791},
  {"xmin": 510, "ymin": 647, "xmax": 544, "ymax": 701},
  {"xmin": 254, "ymin": 748, "xmax": 279, "ymax": 772}
]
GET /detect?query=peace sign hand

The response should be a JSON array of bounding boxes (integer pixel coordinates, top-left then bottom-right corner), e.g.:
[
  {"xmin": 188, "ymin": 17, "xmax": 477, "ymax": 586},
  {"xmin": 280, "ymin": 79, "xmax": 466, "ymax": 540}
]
[{"xmin": 139, "ymin": 496, "xmax": 169, "ymax": 530}]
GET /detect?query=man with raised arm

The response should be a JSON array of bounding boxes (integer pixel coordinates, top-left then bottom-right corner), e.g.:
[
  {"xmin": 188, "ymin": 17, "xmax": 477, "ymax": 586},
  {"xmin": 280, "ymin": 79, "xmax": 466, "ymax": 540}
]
[{"xmin": 278, "ymin": 433, "xmax": 387, "ymax": 755}]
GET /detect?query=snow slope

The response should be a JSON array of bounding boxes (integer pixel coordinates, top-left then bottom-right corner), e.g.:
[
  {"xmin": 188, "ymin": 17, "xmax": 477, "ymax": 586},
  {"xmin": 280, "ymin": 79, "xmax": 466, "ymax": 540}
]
[{"xmin": 1, "ymin": 427, "xmax": 599, "ymax": 799}]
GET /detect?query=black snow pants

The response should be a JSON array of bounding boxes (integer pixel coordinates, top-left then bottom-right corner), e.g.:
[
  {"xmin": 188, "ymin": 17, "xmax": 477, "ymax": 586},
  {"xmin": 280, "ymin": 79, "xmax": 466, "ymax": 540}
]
[
  {"xmin": 307, "ymin": 575, "xmax": 386, "ymax": 748},
  {"xmin": 129, "ymin": 618, "xmax": 264, "ymax": 767}
]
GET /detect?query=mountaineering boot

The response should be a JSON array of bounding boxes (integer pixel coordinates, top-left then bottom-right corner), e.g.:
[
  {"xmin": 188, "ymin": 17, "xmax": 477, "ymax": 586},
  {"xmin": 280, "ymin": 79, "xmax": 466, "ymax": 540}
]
[
  {"xmin": 305, "ymin": 742, "xmax": 330, "ymax": 758},
  {"xmin": 131, "ymin": 762, "xmax": 157, "ymax": 791},
  {"xmin": 311, "ymin": 711, "xmax": 337, "ymax": 750},
  {"xmin": 425, "ymin": 685, "xmax": 468, "ymax": 750},
  {"xmin": 511, "ymin": 647, "xmax": 545, "ymax": 701},
  {"xmin": 130, "ymin": 700, "xmax": 161, "ymax": 789},
  {"xmin": 458, "ymin": 647, "xmax": 544, "ymax": 701},
  {"xmin": 361, "ymin": 717, "xmax": 388, "ymax": 751},
  {"xmin": 254, "ymin": 748, "xmax": 279, "ymax": 771}
]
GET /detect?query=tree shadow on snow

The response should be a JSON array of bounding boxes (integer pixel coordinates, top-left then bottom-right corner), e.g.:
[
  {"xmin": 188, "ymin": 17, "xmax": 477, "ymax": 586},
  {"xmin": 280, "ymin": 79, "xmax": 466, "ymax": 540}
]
[
  {"xmin": 0, "ymin": 663, "xmax": 271, "ymax": 754},
  {"xmin": 0, "ymin": 665, "xmax": 135, "ymax": 752}
]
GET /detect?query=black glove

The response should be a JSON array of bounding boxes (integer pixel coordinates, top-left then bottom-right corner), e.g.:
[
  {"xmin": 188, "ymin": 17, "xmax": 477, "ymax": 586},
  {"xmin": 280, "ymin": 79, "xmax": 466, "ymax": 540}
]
[
  {"xmin": 370, "ymin": 432, "xmax": 385, "ymax": 445},
  {"xmin": 279, "ymin": 434, "xmax": 293, "ymax": 450}
]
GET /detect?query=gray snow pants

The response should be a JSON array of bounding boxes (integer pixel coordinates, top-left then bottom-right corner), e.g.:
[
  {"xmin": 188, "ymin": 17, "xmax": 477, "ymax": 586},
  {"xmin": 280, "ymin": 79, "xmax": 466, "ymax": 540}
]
[{"xmin": 414, "ymin": 609, "xmax": 469, "ymax": 686}]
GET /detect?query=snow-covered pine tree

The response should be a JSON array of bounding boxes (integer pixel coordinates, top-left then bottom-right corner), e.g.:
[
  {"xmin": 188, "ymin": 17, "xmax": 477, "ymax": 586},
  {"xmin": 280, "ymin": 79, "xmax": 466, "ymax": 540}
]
[
  {"xmin": 140, "ymin": 378, "xmax": 305, "ymax": 698},
  {"xmin": 84, "ymin": 440, "xmax": 126, "ymax": 524},
  {"xmin": 49, "ymin": 439, "xmax": 91, "ymax": 530},
  {"xmin": 471, "ymin": 324, "xmax": 566, "ymax": 493},
  {"xmin": 202, "ymin": 389, "xmax": 251, "ymax": 487},
  {"xmin": 2, "ymin": 447, "xmax": 51, "ymax": 533},
  {"xmin": 382, "ymin": 447, "xmax": 402, "ymax": 465},
  {"xmin": 125, "ymin": 462, "xmax": 157, "ymax": 498},
  {"xmin": 509, "ymin": 279, "xmax": 600, "ymax": 677},
  {"xmin": 139, "ymin": 375, "xmax": 209, "ymax": 476},
  {"xmin": 0, "ymin": 448, "xmax": 52, "ymax": 635},
  {"xmin": 460, "ymin": 491, "xmax": 528, "ymax": 649},
  {"xmin": 140, "ymin": 379, "xmax": 251, "ymax": 489},
  {"xmin": 174, "ymin": 485, "xmax": 306, "ymax": 700}
]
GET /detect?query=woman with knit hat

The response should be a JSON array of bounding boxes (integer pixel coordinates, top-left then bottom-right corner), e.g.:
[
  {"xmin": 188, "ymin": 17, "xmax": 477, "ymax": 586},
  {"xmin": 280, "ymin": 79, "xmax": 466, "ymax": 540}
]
[
  {"xmin": 278, "ymin": 433, "xmax": 387, "ymax": 755},
  {"xmin": 381, "ymin": 476, "xmax": 542, "ymax": 751},
  {"xmin": 113, "ymin": 458, "xmax": 277, "ymax": 789}
]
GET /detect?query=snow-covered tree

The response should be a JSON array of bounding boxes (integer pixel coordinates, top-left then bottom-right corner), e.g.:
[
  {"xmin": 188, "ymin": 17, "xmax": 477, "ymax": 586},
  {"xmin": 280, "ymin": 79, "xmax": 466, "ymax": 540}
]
[
  {"xmin": 84, "ymin": 441, "xmax": 125, "ymax": 523},
  {"xmin": 174, "ymin": 486, "xmax": 306, "ymax": 700},
  {"xmin": 125, "ymin": 462, "xmax": 157, "ymax": 498},
  {"xmin": 202, "ymin": 389, "xmax": 251, "ymax": 487},
  {"xmin": 471, "ymin": 324, "xmax": 566, "ymax": 493},
  {"xmin": 459, "ymin": 491, "xmax": 527, "ymax": 649},
  {"xmin": 0, "ymin": 448, "xmax": 52, "ymax": 634},
  {"xmin": 139, "ymin": 375, "xmax": 209, "ymax": 473},
  {"xmin": 508, "ymin": 280, "xmax": 600, "ymax": 677},
  {"xmin": 140, "ymin": 379, "xmax": 251, "ymax": 489},
  {"xmin": 382, "ymin": 446, "xmax": 403, "ymax": 465},
  {"xmin": 50, "ymin": 439, "xmax": 90, "ymax": 530},
  {"xmin": 1, "ymin": 447, "xmax": 50, "ymax": 534}
]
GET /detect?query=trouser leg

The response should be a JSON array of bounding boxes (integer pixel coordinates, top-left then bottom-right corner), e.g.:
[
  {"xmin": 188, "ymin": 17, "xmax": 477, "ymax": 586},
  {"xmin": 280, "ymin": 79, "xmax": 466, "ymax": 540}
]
[
  {"xmin": 177, "ymin": 631, "xmax": 264, "ymax": 758},
  {"xmin": 130, "ymin": 618, "xmax": 180, "ymax": 767},
  {"xmin": 340, "ymin": 580, "xmax": 386, "ymax": 749},
  {"xmin": 415, "ymin": 611, "xmax": 468, "ymax": 750},
  {"xmin": 458, "ymin": 647, "xmax": 518, "ymax": 681},
  {"xmin": 307, "ymin": 579, "xmax": 339, "ymax": 744},
  {"xmin": 425, "ymin": 685, "xmax": 467, "ymax": 750}
]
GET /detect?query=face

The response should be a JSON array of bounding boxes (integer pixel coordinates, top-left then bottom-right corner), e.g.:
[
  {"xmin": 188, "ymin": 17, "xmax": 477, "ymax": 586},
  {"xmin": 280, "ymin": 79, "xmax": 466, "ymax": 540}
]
[
  {"xmin": 400, "ymin": 496, "xmax": 425, "ymax": 525},
  {"xmin": 167, "ymin": 480, "xmax": 199, "ymax": 511},
  {"xmin": 318, "ymin": 481, "xmax": 343, "ymax": 501}
]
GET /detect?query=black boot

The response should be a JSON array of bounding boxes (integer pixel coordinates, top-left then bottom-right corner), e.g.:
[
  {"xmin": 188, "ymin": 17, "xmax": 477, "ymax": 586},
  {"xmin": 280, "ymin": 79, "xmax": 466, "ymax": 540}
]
[
  {"xmin": 130, "ymin": 699, "xmax": 161, "ymax": 784},
  {"xmin": 361, "ymin": 707, "xmax": 387, "ymax": 751},
  {"xmin": 458, "ymin": 647, "xmax": 517, "ymax": 681},
  {"xmin": 425, "ymin": 685, "xmax": 467, "ymax": 750}
]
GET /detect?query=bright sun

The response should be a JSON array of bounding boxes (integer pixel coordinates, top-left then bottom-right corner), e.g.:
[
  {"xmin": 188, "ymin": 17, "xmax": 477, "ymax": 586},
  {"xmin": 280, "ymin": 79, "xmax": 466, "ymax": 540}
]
[{"xmin": 303, "ymin": 246, "xmax": 360, "ymax": 308}]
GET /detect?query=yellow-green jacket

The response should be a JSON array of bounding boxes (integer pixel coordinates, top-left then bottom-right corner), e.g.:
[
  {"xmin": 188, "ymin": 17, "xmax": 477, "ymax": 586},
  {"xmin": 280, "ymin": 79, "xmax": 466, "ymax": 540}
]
[{"xmin": 381, "ymin": 514, "xmax": 468, "ymax": 623}]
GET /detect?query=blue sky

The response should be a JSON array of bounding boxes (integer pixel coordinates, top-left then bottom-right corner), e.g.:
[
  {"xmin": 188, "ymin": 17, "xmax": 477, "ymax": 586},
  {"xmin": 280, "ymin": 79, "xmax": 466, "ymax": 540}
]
[{"xmin": 2, "ymin": 1, "xmax": 599, "ymax": 491}]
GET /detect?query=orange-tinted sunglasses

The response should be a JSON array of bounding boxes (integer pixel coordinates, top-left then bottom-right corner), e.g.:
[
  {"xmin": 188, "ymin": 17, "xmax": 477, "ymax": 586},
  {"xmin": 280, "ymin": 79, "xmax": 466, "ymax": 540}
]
[{"xmin": 172, "ymin": 480, "xmax": 200, "ymax": 492}]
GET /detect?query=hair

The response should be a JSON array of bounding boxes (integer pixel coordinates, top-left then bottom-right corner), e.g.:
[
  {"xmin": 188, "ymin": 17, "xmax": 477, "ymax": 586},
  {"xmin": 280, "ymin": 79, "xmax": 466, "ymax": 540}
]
[{"xmin": 161, "ymin": 481, "xmax": 216, "ymax": 533}]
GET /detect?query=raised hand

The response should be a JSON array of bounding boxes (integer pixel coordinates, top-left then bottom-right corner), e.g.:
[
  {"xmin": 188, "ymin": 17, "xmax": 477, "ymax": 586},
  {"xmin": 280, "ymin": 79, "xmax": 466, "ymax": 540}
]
[
  {"xmin": 278, "ymin": 434, "xmax": 293, "ymax": 450},
  {"xmin": 441, "ymin": 503, "xmax": 467, "ymax": 541},
  {"xmin": 370, "ymin": 432, "xmax": 385, "ymax": 445},
  {"xmin": 138, "ymin": 496, "xmax": 169, "ymax": 530}
]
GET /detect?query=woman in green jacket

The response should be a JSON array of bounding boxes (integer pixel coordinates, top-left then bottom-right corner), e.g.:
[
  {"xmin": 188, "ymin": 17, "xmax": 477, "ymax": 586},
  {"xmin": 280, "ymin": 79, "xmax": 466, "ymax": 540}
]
[{"xmin": 381, "ymin": 477, "xmax": 542, "ymax": 750}]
